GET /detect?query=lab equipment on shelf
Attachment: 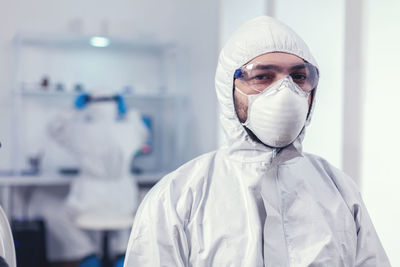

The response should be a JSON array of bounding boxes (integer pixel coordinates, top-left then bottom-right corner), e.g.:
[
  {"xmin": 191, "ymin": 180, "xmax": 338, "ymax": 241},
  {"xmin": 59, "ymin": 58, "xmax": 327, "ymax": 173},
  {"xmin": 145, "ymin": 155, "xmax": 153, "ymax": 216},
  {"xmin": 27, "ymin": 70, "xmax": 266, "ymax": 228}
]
[{"xmin": 9, "ymin": 33, "xmax": 188, "ymax": 182}]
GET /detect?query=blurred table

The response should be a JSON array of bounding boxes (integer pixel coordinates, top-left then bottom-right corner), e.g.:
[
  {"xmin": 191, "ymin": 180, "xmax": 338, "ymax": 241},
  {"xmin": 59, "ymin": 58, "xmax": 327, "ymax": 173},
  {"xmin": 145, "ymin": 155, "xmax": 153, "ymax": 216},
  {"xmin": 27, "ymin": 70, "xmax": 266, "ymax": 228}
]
[
  {"xmin": 0, "ymin": 175, "xmax": 72, "ymax": 218},
  {"xmin": 0, "ymin": 172, "xmax": 164, "ymax": 218}
]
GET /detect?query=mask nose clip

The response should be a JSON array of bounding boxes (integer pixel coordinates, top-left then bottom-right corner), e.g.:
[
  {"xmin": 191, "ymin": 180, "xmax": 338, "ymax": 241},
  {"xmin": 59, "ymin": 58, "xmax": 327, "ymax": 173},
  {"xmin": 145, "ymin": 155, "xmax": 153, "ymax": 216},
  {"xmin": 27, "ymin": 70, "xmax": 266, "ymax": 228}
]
[
  {"xmin": 277, "ymin": 75, "xmax": 309, "ymax": 97},
  {"xmin": 276, "ymin": 76, "xmax": 293, "ymax": 91}
]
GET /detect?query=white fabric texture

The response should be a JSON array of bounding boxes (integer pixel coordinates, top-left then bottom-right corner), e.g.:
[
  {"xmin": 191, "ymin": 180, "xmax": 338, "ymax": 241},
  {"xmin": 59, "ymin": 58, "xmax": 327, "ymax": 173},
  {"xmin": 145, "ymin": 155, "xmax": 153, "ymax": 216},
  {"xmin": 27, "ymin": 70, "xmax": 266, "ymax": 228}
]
[
  {"xmin": 0, "ymin": 206, "xmax": 16, "ymax": 267},
  {"xmin": 124, "ymin": 16, "xmax": 390, "ymax": 267}
]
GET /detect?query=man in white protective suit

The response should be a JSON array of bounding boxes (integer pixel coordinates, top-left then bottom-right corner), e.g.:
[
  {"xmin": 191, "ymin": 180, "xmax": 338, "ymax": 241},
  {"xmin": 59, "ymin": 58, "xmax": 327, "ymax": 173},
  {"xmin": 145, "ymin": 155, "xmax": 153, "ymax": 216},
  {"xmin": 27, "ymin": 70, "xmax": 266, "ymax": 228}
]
[{"xmin": 124, "ymin": 16, "xmax": 390, "ymax": 266}]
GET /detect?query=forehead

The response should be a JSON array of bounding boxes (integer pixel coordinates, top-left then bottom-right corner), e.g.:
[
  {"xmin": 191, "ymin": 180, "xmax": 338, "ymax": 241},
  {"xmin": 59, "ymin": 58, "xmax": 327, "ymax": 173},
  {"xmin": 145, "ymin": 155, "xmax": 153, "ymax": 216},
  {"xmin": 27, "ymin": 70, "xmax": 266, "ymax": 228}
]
[{"xmin": 247, "ymin": 52, "xmax": 305, "ymax": 65}]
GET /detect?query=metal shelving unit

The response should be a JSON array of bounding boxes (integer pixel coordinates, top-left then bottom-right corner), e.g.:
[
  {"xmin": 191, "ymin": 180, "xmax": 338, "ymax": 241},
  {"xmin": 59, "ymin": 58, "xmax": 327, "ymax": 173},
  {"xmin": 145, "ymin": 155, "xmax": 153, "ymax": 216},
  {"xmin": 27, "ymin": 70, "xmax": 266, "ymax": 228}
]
[{"xmin": 9, "ymin": 33, "xmax": 188, "ymax": 183}]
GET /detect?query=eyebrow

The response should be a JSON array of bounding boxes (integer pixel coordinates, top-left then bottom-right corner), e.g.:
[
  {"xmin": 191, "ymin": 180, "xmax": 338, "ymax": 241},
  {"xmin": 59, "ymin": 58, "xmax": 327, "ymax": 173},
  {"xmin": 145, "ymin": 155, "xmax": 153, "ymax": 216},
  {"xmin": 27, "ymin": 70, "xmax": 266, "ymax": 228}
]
[
  {"xmin": 251, "ymin": 64, "xmax": 283, "ymax": 71},
  {"xmin": 250, "ymin": 63, "xmax": 307, "ymax": 72},
  {"xmin": 289, "ymin": 64, "xmax": 307, "ymax": 71}
]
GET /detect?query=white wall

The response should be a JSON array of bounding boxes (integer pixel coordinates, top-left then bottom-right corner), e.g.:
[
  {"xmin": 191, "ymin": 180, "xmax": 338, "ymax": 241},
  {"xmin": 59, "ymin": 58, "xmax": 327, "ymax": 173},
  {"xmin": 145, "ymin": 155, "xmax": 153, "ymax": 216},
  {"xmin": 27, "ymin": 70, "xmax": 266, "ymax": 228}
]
[
  {"xmin": 173, "ymin": 0, "xmax": 219, "ymax": 161},
  {"xmin": 219, "ymin": 0, "xmax": 267, "ymax": 46},
  {"xmin": 362, "ymin": 0, "xmax": 400, "ymax": 265},
  {"xmin": 0, "ymin": 0, "xmax": 219, "ymax": 170}
]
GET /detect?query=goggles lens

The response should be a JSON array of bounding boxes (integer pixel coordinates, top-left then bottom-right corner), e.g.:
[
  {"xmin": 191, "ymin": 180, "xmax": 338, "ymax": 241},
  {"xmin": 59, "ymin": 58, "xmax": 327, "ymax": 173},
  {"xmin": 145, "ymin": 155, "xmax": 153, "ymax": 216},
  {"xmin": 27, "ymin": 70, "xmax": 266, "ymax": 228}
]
[{"xmin": 234, "ymin": 62, "xmax": 319, "ymax": 93}]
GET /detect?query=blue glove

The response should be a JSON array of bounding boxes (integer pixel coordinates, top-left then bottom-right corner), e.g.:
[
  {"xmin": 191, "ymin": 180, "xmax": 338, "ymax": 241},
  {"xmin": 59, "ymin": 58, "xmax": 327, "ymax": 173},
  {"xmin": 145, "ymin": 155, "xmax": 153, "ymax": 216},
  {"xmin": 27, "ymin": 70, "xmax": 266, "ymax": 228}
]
[
  {"xmin": 115, "ymin": 94, "xmax": 128, "ymax": 119},
  {"xmin": 78, "ymin": 254, "xmax": 101, "ymax": 267},
  {"xmin": 74, "ymin": 93, "xmax": 90, "ymax": 110},
  {"xmin": 114, "ymin": 255, "xmax": 125, "ymax": 267}
]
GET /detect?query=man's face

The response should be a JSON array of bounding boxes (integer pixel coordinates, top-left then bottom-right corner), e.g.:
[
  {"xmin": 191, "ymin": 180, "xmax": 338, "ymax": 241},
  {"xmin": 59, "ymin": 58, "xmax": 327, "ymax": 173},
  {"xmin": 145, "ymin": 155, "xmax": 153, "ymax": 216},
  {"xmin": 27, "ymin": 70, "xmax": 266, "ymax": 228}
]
[{"xmin": 233, "ymin": 52, "xmax": 312, "ymax": 123}]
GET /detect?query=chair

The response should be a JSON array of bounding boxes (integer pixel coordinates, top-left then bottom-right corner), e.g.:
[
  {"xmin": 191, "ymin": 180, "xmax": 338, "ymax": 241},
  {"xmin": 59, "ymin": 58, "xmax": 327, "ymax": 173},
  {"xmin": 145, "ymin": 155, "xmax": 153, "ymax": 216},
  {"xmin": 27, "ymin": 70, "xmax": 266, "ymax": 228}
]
[{"xmin": 75, "ymin": 213, "xmax": 134, "ymax": 267}]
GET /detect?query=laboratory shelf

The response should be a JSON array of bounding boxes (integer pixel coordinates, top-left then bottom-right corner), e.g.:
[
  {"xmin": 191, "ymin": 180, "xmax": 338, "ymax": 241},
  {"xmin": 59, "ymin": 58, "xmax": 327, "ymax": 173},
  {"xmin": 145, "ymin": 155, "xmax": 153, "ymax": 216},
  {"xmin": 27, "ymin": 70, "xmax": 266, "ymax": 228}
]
[
  {"xmin": 17, "ymin": 91, "xmax": 185, "ymax": 101},
  {"xmin": 14, "ymin": 33, "xmax": 176, "ymax": 52},
  {"xmin": 0, "ymin": 175, "xmax": 72, "ymax": 186},
  {"xmin": 10, "ymin": 32, "xmax": 187, "ymax": 180},
  {"xmin": 16, "ymin": 91, "xmax": 187, "ymax": 111},
  {"xmin": 0, "ymin": 172, "xmax": 164, "ymax": 187}
]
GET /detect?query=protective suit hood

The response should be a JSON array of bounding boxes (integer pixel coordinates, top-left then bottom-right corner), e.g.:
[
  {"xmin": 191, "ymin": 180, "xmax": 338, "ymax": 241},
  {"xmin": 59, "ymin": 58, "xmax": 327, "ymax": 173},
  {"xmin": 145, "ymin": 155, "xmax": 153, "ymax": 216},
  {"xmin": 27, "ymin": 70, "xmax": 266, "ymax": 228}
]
[{"xmin": 215, "ymin": 16, "xmax": 319, "ymax": 160}]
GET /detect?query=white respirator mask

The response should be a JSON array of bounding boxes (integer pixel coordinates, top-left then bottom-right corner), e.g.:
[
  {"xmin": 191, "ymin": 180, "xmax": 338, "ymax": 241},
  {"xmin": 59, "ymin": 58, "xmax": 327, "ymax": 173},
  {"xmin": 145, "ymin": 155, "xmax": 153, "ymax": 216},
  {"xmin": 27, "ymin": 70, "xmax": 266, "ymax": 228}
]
[{"xmin": 235, "ymin": 76, "xmax": 310, "ymax": 148}]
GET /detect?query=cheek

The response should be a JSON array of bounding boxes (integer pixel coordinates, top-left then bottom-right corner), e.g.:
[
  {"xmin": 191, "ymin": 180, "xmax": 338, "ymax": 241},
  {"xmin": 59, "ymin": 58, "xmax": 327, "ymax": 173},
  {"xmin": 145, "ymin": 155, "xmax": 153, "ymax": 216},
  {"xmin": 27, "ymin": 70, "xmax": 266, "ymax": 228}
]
[
  {"xmin": 233, "ymin": 90, "xmax": 249, "ymax": 123},
  {"xmin": 234, "ymin": 90, "xmax": 248, "ymax": 107}
]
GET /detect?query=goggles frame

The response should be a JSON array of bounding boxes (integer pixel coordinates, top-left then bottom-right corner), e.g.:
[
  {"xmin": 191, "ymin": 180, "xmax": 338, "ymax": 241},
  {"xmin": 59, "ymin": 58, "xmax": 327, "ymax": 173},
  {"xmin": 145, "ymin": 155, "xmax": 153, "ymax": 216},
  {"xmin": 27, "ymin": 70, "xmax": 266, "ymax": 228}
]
[{"xmin": 234, "ymin": 61, "xmax": 319, "ymax": 93}]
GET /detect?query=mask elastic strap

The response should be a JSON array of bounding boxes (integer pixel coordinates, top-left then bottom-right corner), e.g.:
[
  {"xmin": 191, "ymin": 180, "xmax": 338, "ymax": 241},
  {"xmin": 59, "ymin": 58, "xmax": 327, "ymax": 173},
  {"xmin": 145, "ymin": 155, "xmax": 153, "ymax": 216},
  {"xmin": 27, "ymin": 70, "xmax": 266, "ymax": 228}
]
[
  {"xmin": 235, "ymin": 87, "xmax": 263, "ymax": 96},
  {"xmin": 235, "ymin": 87, "xmax": 248, "ymax": 96}
]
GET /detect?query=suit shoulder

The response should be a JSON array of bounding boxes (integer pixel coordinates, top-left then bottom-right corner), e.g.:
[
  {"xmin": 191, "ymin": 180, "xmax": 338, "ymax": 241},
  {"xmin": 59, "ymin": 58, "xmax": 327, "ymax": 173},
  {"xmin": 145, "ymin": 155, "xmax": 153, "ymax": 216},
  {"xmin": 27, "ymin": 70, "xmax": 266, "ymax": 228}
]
[
  {"xmin": 303, "ymin": 152, "xmax": 361, "ymax": 202},
  {"xmin": 139, "ymin": 150, "xmax": 219, "ymax": 203}
]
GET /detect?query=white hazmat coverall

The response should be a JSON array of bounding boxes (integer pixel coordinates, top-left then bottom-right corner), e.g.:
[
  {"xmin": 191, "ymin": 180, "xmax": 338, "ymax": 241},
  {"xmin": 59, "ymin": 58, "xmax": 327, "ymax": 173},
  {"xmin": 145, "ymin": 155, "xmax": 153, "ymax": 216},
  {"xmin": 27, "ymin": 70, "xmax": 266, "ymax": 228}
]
[
  {"xmin": 124, "ymin": 16, "xmax": 390, "ymax": 267},
  {"xmin": 29, "ymin": 103, "xmax": 148, "ymax": 261},
  {"xmin": 0, "ymin": 206, "xmax": 15, "ymax": 267}
]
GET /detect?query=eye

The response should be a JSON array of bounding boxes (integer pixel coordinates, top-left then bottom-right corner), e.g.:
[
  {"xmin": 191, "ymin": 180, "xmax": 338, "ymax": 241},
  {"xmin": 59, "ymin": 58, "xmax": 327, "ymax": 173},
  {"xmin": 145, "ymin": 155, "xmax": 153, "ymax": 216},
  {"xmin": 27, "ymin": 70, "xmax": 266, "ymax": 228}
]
[
  {"xmin": 249, "ymin": 71, "xmax": 275, "ymax": 83},
  {"xmin": 255, "ymin": 74, "xmax": 271, "ymax": 80},
  {"xmin": 291, "ymin": 72, "xmax": 307, "ymax": 83}
]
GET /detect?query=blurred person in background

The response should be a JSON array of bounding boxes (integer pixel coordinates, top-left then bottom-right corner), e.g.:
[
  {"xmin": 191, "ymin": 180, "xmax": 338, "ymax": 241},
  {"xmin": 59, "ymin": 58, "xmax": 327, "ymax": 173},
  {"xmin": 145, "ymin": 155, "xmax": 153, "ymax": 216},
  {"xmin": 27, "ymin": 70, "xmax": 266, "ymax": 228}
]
[
  {"xmin": 28, "ymin": 95, "xmax": 148, "ymax": 267},
  {"xmin": 123, "ymin": 16, "xmax": 390, "ymax": 266}
]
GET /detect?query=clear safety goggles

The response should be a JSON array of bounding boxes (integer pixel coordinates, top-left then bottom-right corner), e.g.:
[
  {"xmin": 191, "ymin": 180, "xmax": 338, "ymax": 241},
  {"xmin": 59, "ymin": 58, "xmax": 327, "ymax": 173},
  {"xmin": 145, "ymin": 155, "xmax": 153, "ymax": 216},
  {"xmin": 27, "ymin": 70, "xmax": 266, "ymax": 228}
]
[{"xmin": 234, "ymin": 62, "xmax": 319, "ymax": 93}]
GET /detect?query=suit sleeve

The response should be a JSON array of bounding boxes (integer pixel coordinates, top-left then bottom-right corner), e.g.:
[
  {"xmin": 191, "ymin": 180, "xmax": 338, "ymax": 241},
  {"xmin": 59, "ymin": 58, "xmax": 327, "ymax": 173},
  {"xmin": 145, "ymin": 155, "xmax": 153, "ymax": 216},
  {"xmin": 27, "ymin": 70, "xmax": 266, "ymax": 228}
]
[
  {"xmin": 323, "ymin": 159, "xmax": 391, "ymax": 266},
  {"xmin": 123, "ymin": 180, "xmax": 190, "ymax": 267},
  {"xmin": 352, "ymin": 193, "xmax": 391, "ymax": 267}
]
